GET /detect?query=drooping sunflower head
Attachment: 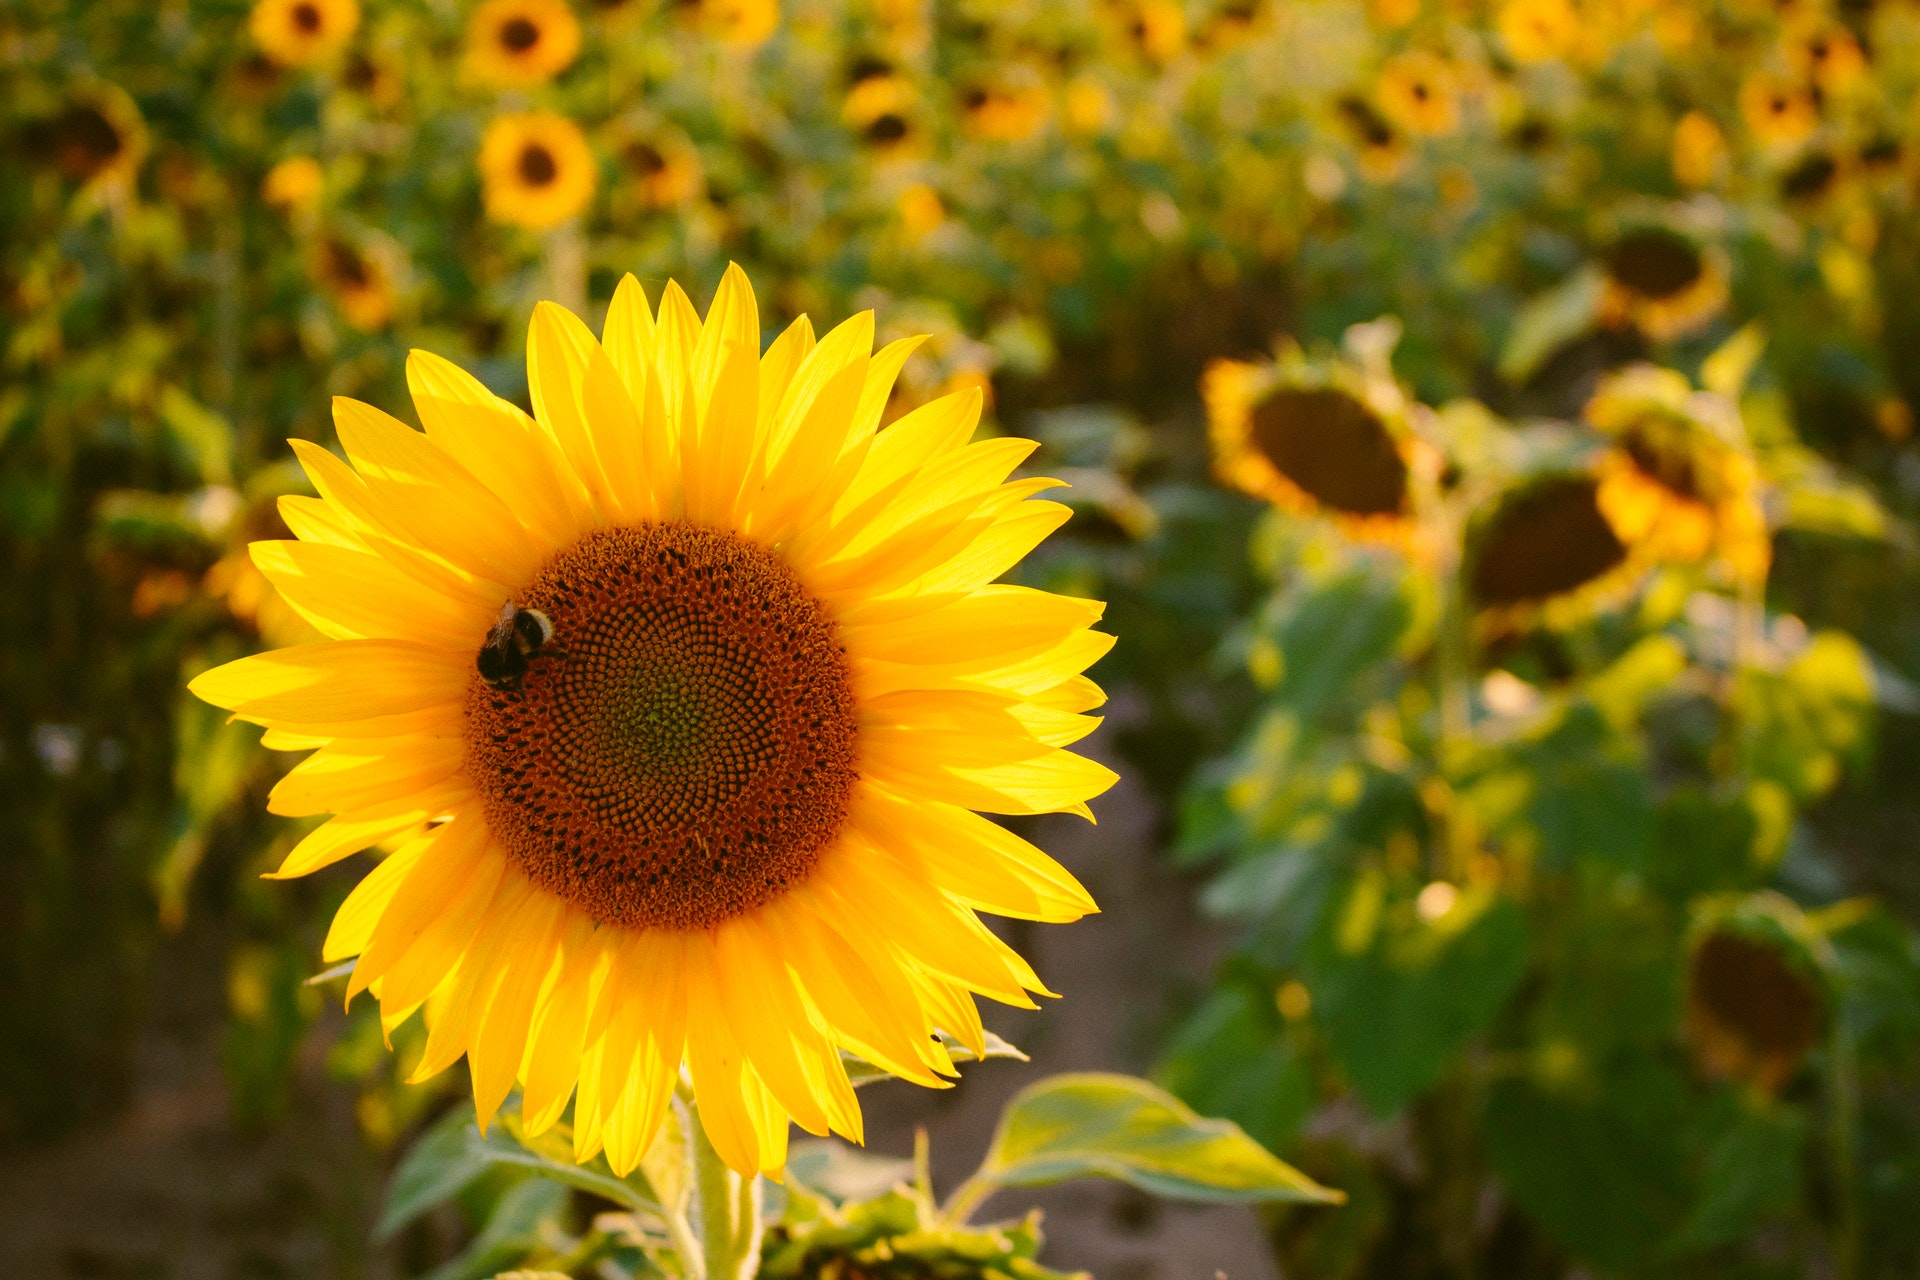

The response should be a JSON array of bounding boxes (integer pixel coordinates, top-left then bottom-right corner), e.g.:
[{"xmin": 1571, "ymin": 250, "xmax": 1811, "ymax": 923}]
[
  {"xmin": 1587, "ymin": 363, "xmax": 1769, "ymax": 581},
  {"xmin": 188, "ymin": 265, "xmax": 1113, "ymax": 1179},
  {"xmin": 464, "ymin": 0, "xmax": 583, "ymax": 88},
  {"xmin": 250, "ymin": 0, "xmax": 361, "ymax": 67},
  {"xmin": 1497, "ymin": 0, "xmax": 1579, "ymax": 65},
  {"xmin": 1684, "ymin": 895, "xmax": 1829, "ymax": 1093},
  {"xmin": 1376, "ymin": 50, "xmax": 1460, "ymax": 139},
  {"xmin": 1334, "ymin": 94, "xmax": 1409, "ymax": 180},
  {"xmin": 480, "ymin": 112, "xmax": 597, "ymax": 231},
  {"xmin": 958, "ymin": 67, "xmax": 1053, "ymax": 143},
  {"xmin": 1203, "ymin": 351, "xmax": 1426, "ymax": 549},
  {"xmin": 26, "ymin": 87, "xmax": 148, "ymax": 197},
  {"xmin": 309, "ymin": 234, "xmax": 399, "ymax": 331},
  {"xmin": 1464, "ymin": 468, "xmax": 1643, "ymax": 631},
  {"xmin": 1598, "ymin": 223, "xmax": 1729, "ymax": 341}
]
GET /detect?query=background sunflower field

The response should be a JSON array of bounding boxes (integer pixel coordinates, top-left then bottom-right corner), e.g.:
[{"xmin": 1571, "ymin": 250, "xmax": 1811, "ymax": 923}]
[{"xmin": 4, "ymin": 0, "xmax": 1920, "ymax": 1274}]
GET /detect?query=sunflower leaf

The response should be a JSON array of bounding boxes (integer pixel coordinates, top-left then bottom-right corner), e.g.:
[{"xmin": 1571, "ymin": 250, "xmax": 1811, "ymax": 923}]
[
  {"xmin": 841, "ymin": 1031, "xmax": 1027, "ymax": 1086},
  {"xmin": 966, "ymin": 1072, "xmax": 1343, "ymax": 1206}
]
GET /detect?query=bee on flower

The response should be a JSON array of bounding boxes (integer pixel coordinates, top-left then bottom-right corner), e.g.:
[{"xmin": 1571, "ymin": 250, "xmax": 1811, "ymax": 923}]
[{"xmin": 479, "ymin": 112, "xmax": 598, "ymax": 231}]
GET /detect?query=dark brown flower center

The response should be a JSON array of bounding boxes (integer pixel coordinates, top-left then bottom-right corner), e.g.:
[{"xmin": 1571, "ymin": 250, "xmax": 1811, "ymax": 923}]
[
  {"xmin": 465, "ymin": 524, "xmax": 860, "ymax": 931},
  {"xmin": 1605, "ymin": 229, "xmax": 1703, "ymax": 299},
  {"xmin": 501, "ymin": 16, "xmax": 542, "ymax": 50},
  {"xmin": 625, "ymin": 141, "xmax": 667, "ymax": 175},
  {"xmin": 293, "ymin": 1, "xmax": 323, "ymax": 32},
  {"xmin": 47, "ymin": 106, "xmax": 123, "ymax": 180},
  {"xmin": 1622, "ymin": 422, "xmax": 1705, "ymax": 501},
  {"xmin": 1469, "ymin": 476, "xmax": 1626, "ymax": 607},
  {"xmin": 1689, "ymin": 931, "xmax": 1823, "ymax": 1070},
  {"xmin": 519, "ymin": 142, "xmax": 559, "ymax": 185},
  {"xmin": 323, "ymin": 239, "xmax": 372, "ymax": 289},
  {"xmin": 1248, "ymin": 386, "xmax": 1408, "ymax": 516}
]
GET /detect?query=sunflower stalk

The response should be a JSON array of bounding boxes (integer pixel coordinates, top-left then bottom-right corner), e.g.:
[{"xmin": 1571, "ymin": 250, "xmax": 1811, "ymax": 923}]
[{"xmin": 687, "ymin": 1098, "xmax": 763, "ymax": 1280}]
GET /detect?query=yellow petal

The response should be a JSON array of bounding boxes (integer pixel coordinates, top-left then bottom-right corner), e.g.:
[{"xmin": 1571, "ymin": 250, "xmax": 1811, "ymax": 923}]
[
  {"xmin": 323, "ymin": 831, "xmax": 435, "ymax": 964},
  {"xmin": 251, "ymin": 540, "xmax": 482, "ymax": 648},
  {"xmin": 528, "ymin": 302, "xmax": 615, "ymax": 516},
  {"xmin": 842, "ymin": 586, "xmax": 1105, "ymax": 666},
  {"xmin": 267, "ymin": 732, "xmax": 466, "ymax": 817},
  {"xmin": 189, "ymin": 640, "xmax": 468, "ymax": 723},
  {"xmin": 602, "ymin": 274, "xmax": 658, "ymax": 407}
]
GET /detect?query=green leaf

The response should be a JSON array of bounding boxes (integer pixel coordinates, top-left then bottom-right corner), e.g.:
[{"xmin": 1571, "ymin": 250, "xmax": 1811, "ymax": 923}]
[
  {"xmin": 1499, "ymin": 265, "xmax": 1604, "ymax": 384},
  {"xmin": 842, "ymin": 1031, "xmax": 1027, "ymax": 1086},
  {"xmin": 1309, "ymin": 892, "xmax": 1530, "ymax": 1114},
  {"xmin": 787, "ymin": 1139, "xmax": 915, "ymax": 1205},
  {"xmin": 379, "ymin": 1104, "xmax": 656, "ymax": 1240},
  {"xmin": 1154, "ymin": 985, "xmax": 1314, "ymax": 1154},
  {"xmin": 972, "ymin": 1072, "xmax": 1342, "ymax": 1205},
  {"xmin": 422, "ymin": 1178, "xmax": 570, "ymax": 1280}
]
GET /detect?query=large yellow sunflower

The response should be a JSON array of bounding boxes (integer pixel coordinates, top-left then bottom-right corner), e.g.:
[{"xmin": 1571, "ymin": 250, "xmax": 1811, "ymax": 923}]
[{"xmin": 189, "ymin": 266, "xmax": 1113, "ymax": 1179}]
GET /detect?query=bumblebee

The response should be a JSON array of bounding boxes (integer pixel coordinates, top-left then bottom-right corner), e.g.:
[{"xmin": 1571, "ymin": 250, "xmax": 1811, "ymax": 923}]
[{"xmin": 477, "ymin": 601, "xmax": 556, "ymax": 690}]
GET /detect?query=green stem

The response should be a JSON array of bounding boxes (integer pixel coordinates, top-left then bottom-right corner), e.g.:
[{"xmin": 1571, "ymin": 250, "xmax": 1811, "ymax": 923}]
[
  {"xmin": 1827, "ymin": 1020, "xmax": 1861, "ymax": 1280},
  {"xmin": 940, "ymin": 1174, "xmax": 997, "ymax": 1227},
  {"xmin": 689, "ymin": 1104, "xmax": 764, "ymax": 1280}
]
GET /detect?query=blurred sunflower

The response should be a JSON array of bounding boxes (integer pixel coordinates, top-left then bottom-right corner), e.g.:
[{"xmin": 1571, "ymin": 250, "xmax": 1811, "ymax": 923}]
[
  {"xmin": 1121, "ymin": 0, "xmax": 1187, "ymax": 64},
  {"xmin": 1497, "ymin": 0, "xmax": 1579, "ymax": 65},
  {"xmin": 1203, "ymin": 352, "xmax": 1427, "ymax": 548},
  {"xmin": 1779, "ymin": 149, "xmax": 1842, "ymax": 205},
  {"xmin": 310, "ymin": 235, "xmax": 399, "ymax": 331},
  {"xmin": 1587, "ymin": 364, "xmax": 1769, "ymax": 583},
  {"xmin": 1671, "ymin": 110, "xmax": 1728, "ymax": 188},
  {"xmin": 1684, "ymin": 896, "xmax": 1828, "ymax": 1094},
  {"xmin": 27, "ymin": 86, "xmax": 147, "ymax": 200},
  {"xmin": 263, "ymin": 155, "xmax": 325, "ymax": 218},
  {"xmin": 338, "ymin": 49, "xmax": 405, "ymax": 108},
  {"xmin": 1376, "ymin": 51, "xmax": 1460, "ymax": 138},
  {"xmin": 189, "ymin": 265, "xmax": 1111, "ymax": 1177},
  {"xmin": 1598, "ymin": 224, "xmax": 1729, "ymax": 341},
  {"xmin": 1061, "ymin": 75, "xmax": 1116, "ymax": 137},
  {"xmin": 960, "ymin": 69, "xmax": 1052, "ymax": 143},
  {"xmin": 685, "ymin": 0, "xmax": 781, "ymax": 46},
  {"xmin": 1739, "ymin": 71, "xmax": 1818, "ymax": 151},
  {"xmin": 613, "ymin": 131, "xmax": 703, "ymax": 212},
  {"xmin": 464, "ymin": 0, "xmax": 582, "ymax": 89},
  {"xmin": 250, "ymin": 0, "xmax": 360, "ymax": 67},
  {"xmin": 843, "ymin": 72, "xmax": 922, "ymax": 154},
  {"xmin": 1199, "ymin": 0, "xmax": 1267, "ymax": 51},
  {"xmin": 1465, "ymin": 469, "xmax": 1643, "ymax": 630},
  {"xmin": 1336, "ymin": 94, "xmax": 1409, "ymax": 180},
  {"xmin": 1785, "ymin": 22, "xmax": 1867, "ymax": 97},
  {"xmin": 480, "ymin": 112, "xmax": 597, "ymax": 231}
]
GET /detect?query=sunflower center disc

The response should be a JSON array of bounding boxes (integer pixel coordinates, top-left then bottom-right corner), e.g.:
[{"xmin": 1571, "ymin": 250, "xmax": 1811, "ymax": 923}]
[
  {"xmin": 1250, "ymin": 387, "xmax": 1408, "ymax": 516},
  {"xmin": 466, "ymin": 524, "xmax": 860, "ymax": 930}
]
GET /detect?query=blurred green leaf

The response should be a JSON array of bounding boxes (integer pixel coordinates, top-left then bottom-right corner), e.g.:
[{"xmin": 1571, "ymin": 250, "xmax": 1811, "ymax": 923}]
[
  {"xmin": 422, "ymin": 1178, "xmax": 570, "ymax": 1280},
  {"xmin": 841, "ymin": 1031, "xmax": 1027, "ymax": 1086},
  {"xmin": 970, "ymin": 1072, "xmax": 1342, "ymax": 1205},
  {"xmin": 1499, "ymin": 266, "xmax": 1604, "ymax": 385},
  {"xmin": 1155, "ymin": 985, "xmax": 1314, "ymax": 1154}
]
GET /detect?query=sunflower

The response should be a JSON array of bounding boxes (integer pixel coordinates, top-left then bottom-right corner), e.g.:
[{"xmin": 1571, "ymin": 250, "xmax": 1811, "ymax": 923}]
[
  {"xmin": 1464, "ymin": 469, "xmax": 1645, "ymax": 631},
  {"xmin": 1684, "ymin": 895, "xmax": 1828, "ymax": 1094},
  {"xmin": 843, "ymin": 74, "xmax": 922, "ymax": 153},
  {"xmin": 27, "ymin": 86, "xmax": 148, "ymax": 199},
  {"xmin": 1739, "ymin": 71, "xmax": 1818, "ymax": 151},
  {"xmin": 1497, "ymin": 0, "xmax": 1580, "ymax": 65},
  {"xmin": 1376, "ymin": 51, "xmax": 1460, "ymax": 139},
  {"xmin": 614, "ymin": 132, "xmax": 703, "ymax": 212},
  {"xmin": 480, "ymin": 112, "xmax": 597, "ymax": 231},
  {"xmin": 250, "ymin": 0, "xmax": 360, "ymax": 67},
  {"xmin": 683, "ymin": 0, "xmax": 781, "ymax": 46},
  {"xmin": 1598, "ymin": 224, "xmax": 1729, "ymax": 341},
  {"xmin": 464, "ymin": 0, "xmax": 582, "ymax": 89},
  {"xmin": 1671, "ymin": 110, "xmax": 1728, "ymax": 188},
  {"xmin": 1786, "ymin": 23, "xmax": 1867, "ymax": 97},
  {"xmin": 188, "ymin": 266, "xmax": 1112, "ymax": 1178},
  {"xmin": 1203, "ymin": 352, "xmax": 1427, "ymax": 548},
  {"xmin": 959, "ymin": 69, "xmax": 1052, "ymax": 143},
  {"xmin": 310, "ymin": 235, "xmax": 399, "ymax": 331},
  {"xmin": 1121, "ymin": 0, "xmax": 1187, "ymax": 64},
  {"xmin": 1335, "ymin": 94, "xmax": 1409, "ymax": 180},
  {"xmin": 263, "ymin": 155, "xmax": 325, "ymax": 217},
  {"xmin": 1587, "ymin": 364, "xmax": 1769, "ymax": 583},
  {"xmin": 338, "ymin": 49, "xmax": 405, "ymax": 108}
]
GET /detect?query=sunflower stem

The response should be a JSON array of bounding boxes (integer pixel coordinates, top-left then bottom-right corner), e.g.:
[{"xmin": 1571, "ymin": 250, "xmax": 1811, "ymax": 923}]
[{"xmin": 688, "ymin": 1103, "xmax": 764, "ymax": 1280}]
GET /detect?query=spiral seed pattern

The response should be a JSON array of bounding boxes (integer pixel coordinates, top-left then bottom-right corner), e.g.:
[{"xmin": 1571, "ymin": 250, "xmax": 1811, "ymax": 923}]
[{"xmin": 466, "ymin": 524, "xmax": 859, "ymax": 929}]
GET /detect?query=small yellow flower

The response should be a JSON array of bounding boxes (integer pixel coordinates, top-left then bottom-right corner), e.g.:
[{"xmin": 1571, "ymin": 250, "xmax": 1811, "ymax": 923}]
[
  {"xmin": 843, "ymin": 73, "xmax": 921, "ymax": 153},
  {"xmin": 1368, "ymin": 0, "xmax": 1421, "ymax": 29},
  {"xmin": 1598, "ymin": 225, "xmax": 1729, "ymax": 342},
  {"xmin": 338, "ymin": 49, "xmax": 406, "ymax": 108},
  {"xmin": 960, "ymin": 70, "xmax": 1052, "ymax": 143},
  {"xmin": 1123, "ymin": 0, "xmax": 1186, "ymax": 64},
  {"xmin": 1336, "ymin": 94, "xmax": 1409, "ymax": 180},
  {"xmin": 898, "ymin": 182, "xmax": 945, "ymax": 236},
  {"xmin": 250, "ymin": 0, "xmax": 360, "ymax": 67},
  {"xmin": 614, "ymin": 133, "xmax": 703, "ymax": 211},
  {"xmin": 464, "ymin": 0, "xmax": 582, "ymax": 89},
  {"xmin": 1062, "ymin": 76, "xmax": 1116, "ymax": 136},
  {"xmin": 1203, "ymin": 352, "xmax": 1428, "ymax": 550},
  {"xmin": 686, "ymin": 0, "xmax": 780, "ymax": 46},
  {"xmin": 263, "ymin": 155, "xmax": 325, "ymax": 215},
  {"xmin": 310, "ymin": 235, "xmax": 399, "ymax": 331},
  {"xmin": 1377, "ymin": 51, "xmax": 1460, "ymax": 138},
  {"xmin": 480, "ymin": 112, "xmax": 597, "ymax": 231},
  {"xmin": 1739, "ymin": 71, "xmax": 1818, "ymax": 151},
  {"xmin": 1671, "ymin": 110, "xmax": 1728, "ymax": 188},
  {"xmin": 1497, "ymin": 0, "xmax": 1580, "ymax": 65},
  {"xmin": 1786, "ymin": 23, "xmax": 1867, "ymax": 96}
]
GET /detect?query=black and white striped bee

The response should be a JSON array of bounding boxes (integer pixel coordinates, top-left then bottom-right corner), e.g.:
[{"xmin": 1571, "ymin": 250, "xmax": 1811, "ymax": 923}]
[{"xmin": 477, "ymin": 601, "xmax": 557, "ymax": 690}]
